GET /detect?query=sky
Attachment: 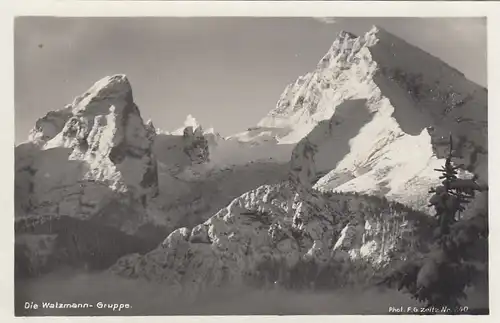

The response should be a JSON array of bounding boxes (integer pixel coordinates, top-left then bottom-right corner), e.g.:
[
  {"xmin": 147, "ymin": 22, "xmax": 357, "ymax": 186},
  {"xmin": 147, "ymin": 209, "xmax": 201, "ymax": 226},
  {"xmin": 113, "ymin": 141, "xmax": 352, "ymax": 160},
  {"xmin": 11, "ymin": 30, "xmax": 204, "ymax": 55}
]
[{"xmin": 14, "ymin": 17, "xmax": 487, "ymax": 143}]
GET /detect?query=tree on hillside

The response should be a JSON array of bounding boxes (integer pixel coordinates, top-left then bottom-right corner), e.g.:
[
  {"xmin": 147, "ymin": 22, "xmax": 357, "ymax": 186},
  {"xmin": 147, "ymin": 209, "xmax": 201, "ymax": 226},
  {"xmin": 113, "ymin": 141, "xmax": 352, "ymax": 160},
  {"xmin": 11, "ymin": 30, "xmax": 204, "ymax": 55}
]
[{"xmin": 380, "ymin": 135, "xmax": 488, "ymax": 311}]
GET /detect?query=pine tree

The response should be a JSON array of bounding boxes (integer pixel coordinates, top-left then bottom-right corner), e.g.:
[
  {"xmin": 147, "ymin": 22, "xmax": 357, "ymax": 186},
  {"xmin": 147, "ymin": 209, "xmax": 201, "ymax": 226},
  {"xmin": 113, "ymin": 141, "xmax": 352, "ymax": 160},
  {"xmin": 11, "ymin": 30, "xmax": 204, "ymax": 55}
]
[
  {"xmin": 428, "ymin": 135, "xmax": 481, "ymax": 235},
  {"xmin": 380, "ymin": 135, "xmax": 487, "ymax": 311}
]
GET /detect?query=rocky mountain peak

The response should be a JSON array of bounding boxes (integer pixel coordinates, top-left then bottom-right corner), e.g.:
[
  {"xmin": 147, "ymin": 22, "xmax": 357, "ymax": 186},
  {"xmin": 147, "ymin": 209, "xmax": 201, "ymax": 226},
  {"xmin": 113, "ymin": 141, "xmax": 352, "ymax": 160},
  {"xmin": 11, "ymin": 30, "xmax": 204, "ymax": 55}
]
[
  {"xmin": 70, "ymin": 74, "xmax": 133, "ymax": 115},
  {"xmin": 262, "ymin": 26, "xmax": 488, "ymax": 212},
  {"xmin": 17, "ymin": 74, "xmax": 159, "ymax": 222},
  {"xmin": 183, "ymin": 114, "xmax": 201, "ymax": 130},
  {"xmin": 28, "ymin": 74, "xmax": 138, "ymax": 146}
]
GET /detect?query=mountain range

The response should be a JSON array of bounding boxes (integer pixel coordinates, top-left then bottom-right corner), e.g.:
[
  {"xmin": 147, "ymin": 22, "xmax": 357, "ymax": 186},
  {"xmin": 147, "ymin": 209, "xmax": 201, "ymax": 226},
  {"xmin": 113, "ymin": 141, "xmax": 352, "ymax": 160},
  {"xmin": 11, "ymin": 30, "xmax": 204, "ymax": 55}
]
[{"xmin": 15, "ymin": 26, "xmax": 488, "ymax": 306}]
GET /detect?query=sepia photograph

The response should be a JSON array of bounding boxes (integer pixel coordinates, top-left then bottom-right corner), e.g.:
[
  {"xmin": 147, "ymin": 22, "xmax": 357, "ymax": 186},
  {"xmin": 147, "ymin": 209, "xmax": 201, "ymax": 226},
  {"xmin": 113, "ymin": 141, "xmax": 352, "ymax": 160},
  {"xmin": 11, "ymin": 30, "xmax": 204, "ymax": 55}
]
[{"xmin": 13, "ymin": 16, "xmax": 488, "ymax": 316}]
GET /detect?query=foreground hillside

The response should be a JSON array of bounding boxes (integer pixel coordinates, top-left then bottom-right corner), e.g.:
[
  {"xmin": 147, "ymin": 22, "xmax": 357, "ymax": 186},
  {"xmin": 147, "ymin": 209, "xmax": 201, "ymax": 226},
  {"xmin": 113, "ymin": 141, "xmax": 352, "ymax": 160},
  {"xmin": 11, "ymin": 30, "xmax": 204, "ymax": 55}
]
[{"xmin": 110, "ymin": 181, "xmax": 436, "ymax": 294}]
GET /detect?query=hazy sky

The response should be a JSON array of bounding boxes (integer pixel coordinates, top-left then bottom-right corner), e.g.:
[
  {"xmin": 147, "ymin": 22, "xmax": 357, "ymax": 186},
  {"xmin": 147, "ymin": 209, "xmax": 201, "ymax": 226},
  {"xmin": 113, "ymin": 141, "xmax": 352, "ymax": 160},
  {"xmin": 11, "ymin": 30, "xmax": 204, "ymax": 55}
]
[{"xmin": 15, "ymin": 17, "xmax": 486, "ymax": 143}]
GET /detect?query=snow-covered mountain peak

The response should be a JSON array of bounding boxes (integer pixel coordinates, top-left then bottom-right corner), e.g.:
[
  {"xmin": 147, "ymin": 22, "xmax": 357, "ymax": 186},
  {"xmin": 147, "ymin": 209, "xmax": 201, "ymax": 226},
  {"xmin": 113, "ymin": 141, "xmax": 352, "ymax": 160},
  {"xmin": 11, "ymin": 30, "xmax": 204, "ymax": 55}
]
[
  {"xmin": 326, "ymin": 25, "xmax": 411, "ymax": 58},
  {"xmin": 259, "ymin": 25, "xmax": 485, "ymax": 138},
  {"xmin": 338, "ymin": 29, "xmax": 358, "ymax": 39},
  {"xmin": 256, "ymin": 26, "xmax": 487, "ymax": 211},
  {"xmin": 183, "ymin": 114, "xmax": 200, "ymax": 130},
  {"xmin": 41, "ymin": 73, "xmax": 152, "ymax": 162},
  {"xmin": 319, "ymin": 25, "xmax": 390, "ymax": 64},
  {"xmin": 145, "ymin": 118, "xmax": 156, "ymax": 133},
  {"xmin": 257, "ymin": 27, "xmax": 382, "ymax": 137},
  {"xmin": 17, "ymin": 74, "xmax": 160, "ymax": 227},
  {"xmin": 28, "ymin": 74, "xmax": 138, "ymax": 146},
  {"xmin": 70, "ymin": 74, "xmax": 133, "ymax": 115},
  {"xmin": 169, "ymin": 114, "xmax": 205, "ymax": 136}
]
